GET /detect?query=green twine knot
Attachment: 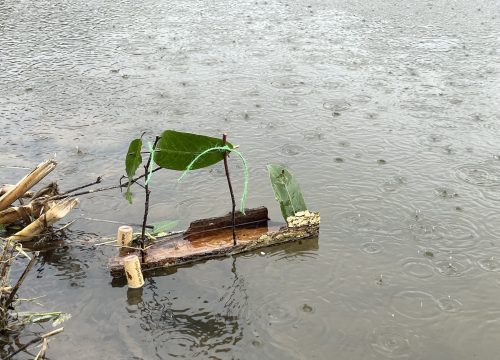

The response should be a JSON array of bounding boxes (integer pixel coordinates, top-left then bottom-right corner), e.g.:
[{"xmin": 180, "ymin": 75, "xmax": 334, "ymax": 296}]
[{"xmin": 178, "ymin": 145, "xmax": 249, "ymax": 214}]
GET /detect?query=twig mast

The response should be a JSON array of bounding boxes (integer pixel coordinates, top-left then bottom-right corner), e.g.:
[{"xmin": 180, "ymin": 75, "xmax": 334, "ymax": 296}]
[{"xmin": 222, "ymin": 134, "xmax": 237, "ymax": 246}]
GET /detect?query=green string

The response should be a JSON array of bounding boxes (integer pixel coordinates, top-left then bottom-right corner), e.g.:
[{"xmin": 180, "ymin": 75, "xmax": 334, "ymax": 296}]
[
  {"xmin": 144, "ymin": 141, "xmax": 155, "ymax": 186},
  {"xmin": 178, "ymin": 145, "xmax": 249, "ymax": 214}
]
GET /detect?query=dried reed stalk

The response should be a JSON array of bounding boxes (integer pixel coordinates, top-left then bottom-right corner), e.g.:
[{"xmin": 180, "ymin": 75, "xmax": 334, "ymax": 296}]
[
  {"xmin": 7, "ymin": 198, "xmax": 79, "ymax": 242},
  {"xmin": 0, "ymin": 160, "xmax": 57, "ymax": 211}
]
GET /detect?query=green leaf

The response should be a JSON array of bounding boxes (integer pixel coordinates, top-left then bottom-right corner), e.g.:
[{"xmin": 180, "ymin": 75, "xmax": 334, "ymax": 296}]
[
  {"xmin": 125, "ymin": 138, "xmax": 143, "ymax": 178},
  {"xmin": 150, "ymin": 219, "xmax": 178, "ymax": 236},
  {"xmin": 125, "ymin": 138, "xmax": 143, "ymax": 203},
  {"xmin": 267, "ymin": 164, "xmax": 307, "ymax": 221},
  {"xmin": 154, "ymin": 130, "xmax": 233, "ymax": 171},
  {"xmin": 124, "ymin": 188, "xmax": 133, "ymax": 204}
]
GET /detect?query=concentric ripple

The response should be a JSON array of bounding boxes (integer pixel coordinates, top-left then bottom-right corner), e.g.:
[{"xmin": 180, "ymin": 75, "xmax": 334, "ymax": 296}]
[
  {"xmin": 371, "ymin": 326, "xmax": 412, "ymax": 358},
  {"xmin": 381, "ymin": 176, "xmax": 408, "ymax": 193},
  {"xmin": 270, "ymin": 75, "xmax": 312, "ymax": 94},
  {"xmin": 322, "ymin": 99, "xmax": 351, "ymax": 112},
  {"xmin": 406, "ymin": 213, "xmax": 480, "ymax": 250},
  {"xmin": 433, "ymin": 254, "xmax": 473, "ymax": 277},
  {"xmin": 477, "ymin": 257, "xmax": 500, "ymax": 272},
  {"xmin": 417, "ymin": 133, "xmax": 452, "ymax": 147},
  {"xmin": 391, "ymin": 290, "xmax": 441, "ymax": 320},
  {"xmin": 255, "ymin": 294, "xmax": 301, "ymax": 328},
  {"xmin": 336, "ymin": 210, "xmax": 385, "ymax": 233},
  {"xmin": 279, "ymin": 143, "xmax": 307, "ymax": 156},
  {"xmin": 400, "ymin": 258, "xmax": 435, "ymax": 279},
  {"xmin": 455, "ymin": 164, "xmax": 500, "ymax": 187},
  {"xmin": 360, "ymin": 241, "xmax": 384, "ymax": 254},
  {"xmin": 436, "ymin": 296, "xmax": 463, "ymax": 313}
]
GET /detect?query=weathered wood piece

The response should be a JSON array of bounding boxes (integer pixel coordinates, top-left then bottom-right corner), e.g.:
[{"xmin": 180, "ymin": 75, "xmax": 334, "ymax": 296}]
[
  {"xmin": 185, "ymin": 206, "xmax": 269, "ymax": 235},
  {"xmin": 0, "ymin": 206, "xmax": 28, "ymax": 225},
  {"xmin": 0, "ymin": 160, "xmax": 57, "ymax": 211},
  {"xmin": 7, "ymin": 198, "xmax": 79, "ymax": 242},
  {"xmin": 109, "ymin": 207, "xmax": 320, "ymax": 277}
]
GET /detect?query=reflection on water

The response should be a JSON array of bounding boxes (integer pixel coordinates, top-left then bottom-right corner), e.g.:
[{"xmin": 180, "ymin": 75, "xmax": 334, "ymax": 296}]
[
  {"xmin": 134, "ymin": 291, "xmax": 241, "ymax": 357},
  {"xmin": 116, "ymin": 240, "xmax": 318, "ymax": 359},
  {"xmin": 1, "ymin": 0, "xmax": 500, "ymax": 358},
  {"xmin": 122, "ymin": 260, "xmax": 246, "ymax": 359}
]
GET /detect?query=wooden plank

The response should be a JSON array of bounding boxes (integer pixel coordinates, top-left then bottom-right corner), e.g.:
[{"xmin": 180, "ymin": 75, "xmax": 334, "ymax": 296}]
[
  {"xmin": 185, "ymin": 206, "xmax": 268, "ymax": 235},
  {"xmin": 109, "ymin": 207, "xmax": 319, "ymax": 277}
]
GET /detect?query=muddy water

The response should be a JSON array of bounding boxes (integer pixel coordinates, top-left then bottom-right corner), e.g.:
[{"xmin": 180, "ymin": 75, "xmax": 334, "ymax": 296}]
[{"xmin": 1, "ymin": 0, "xmax": 500, "ymax": 358}]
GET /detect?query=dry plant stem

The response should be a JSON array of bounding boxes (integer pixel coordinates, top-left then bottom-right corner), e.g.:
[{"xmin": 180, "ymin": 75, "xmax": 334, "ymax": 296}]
[
  {"xmin": 4, "ymin": 327, "xmax": 64, "ymax": 360},
  {"xmin": 0, "ymin": 207, "xmax": 25, "ymax": 225},
  {"xmin": 0, "ymin": 241, "xmax": 12, "ymax": 281},
  {"xmin": 35, "ymin": 338, "xmax": 48, "ymax": 360},
  {"xmin": 0, "ymin": 241, "xmax": 16, "ymax": 281},
  {"xmin": 0, "ymin": 160, "xmax": 57, "ymax": 211},
  {"xmin": 5, "ymin": 252, "xmax": 38, "ymax": 308},
  {"xmin": 49, "ymin": 167, "xmax": 162, "ymax": 200},
  {"xmin": 222, "ymin": 134, "xmax": 237, "ymax": 246},
  {"xmin": 140, "ymin": 182, "xmax": 150, "ymax": 263},
  {"xmin": 59, "ymin": 176, "xmax": 102, "ymax": 196},
  {"xmin": 7, "ymin": 198, "xmax": 79, "ymax": 242}
]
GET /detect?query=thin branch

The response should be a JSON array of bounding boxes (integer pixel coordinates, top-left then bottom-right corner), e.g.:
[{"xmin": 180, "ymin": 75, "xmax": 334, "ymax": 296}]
[
  {"xmin": 6, "ymin": 252, "xmax": 38, "ymax": 308},
  {"xmin": 80, "ymin": 216, "xmax": 153, "ymax": 229},
  {"xmin": 49, "ymin": 168, "xmax": 162, "ymax": 200},
  {"xmin": 59, "ymin": 176, "xmax": 103, "ymax": 196},
  {"xmin": 222, "ymin": 134, "xmax": 237, "ymax": 246},
  {"xmin": 140, "ymin": 136, "xmax": 161, "ymax": 263},
  {"xmin": 4, "ymin": 327, "xmax": 64, "ymax": 360}
]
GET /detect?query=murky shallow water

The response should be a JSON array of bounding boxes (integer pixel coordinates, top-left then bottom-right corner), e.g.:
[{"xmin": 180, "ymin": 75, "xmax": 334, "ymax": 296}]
[{"xmin": 1, "ymin": 0, "xmax": 500, "ymax": 358}]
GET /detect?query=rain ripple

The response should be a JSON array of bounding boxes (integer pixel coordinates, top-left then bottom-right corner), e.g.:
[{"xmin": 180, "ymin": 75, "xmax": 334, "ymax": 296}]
[
  {"xmin": 406, "ymin": 213, "xmax": 480, "ymax": 251},
  {"xmin": 371, "ymin": 325, "xmax": 412, "ymax": 359},
  {"xmin": 270, "ymin": 75, "xmax": 312, "ymax": 95},
  {"xmin": 400, "ymin": 258, "xmax": 435, "ymax": 279},
  {"xmin": 455, "ymin": 164, "xmax": 500, "ymax": 187},
  {"xmin": 477, "ymin": 257, "xmax": 500, "ymax": 272},
  {"xmin": 391, "ymin": 290, "xmax": 441, "ymax": 320},
  {"xmin": 433, "ymin": 253, "xmax": 473, "ymax": 277}
]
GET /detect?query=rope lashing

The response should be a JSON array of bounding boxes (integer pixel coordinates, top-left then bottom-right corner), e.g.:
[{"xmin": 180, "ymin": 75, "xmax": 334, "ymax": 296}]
[{"xmin": 178, "ymin": 145, "xmax": 249, "ymax": 214}]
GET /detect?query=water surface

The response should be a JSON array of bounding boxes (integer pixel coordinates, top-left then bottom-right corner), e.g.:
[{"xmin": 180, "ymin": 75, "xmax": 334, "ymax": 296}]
[{"xmin": 1, "ymin": 0, "xmax": 500, "ymax": 358}]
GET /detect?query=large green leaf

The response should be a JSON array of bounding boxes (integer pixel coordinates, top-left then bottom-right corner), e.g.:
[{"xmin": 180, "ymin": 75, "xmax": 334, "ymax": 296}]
[
  {"xmin": 154, "ymin": 130, "xmax": 233, "ymax": 171},
  {"xmin": 267, "ymin": 164, "xmax": 307, "ymax": 221},
  {"xmin": 124, "ymin": 138, "xmax": 143, "ymax": 203}
]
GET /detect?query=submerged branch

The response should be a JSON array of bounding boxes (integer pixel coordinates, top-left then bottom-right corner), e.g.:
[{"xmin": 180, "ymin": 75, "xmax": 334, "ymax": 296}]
[
  {"xmin": 5, "ymin": 252, "xmax": 38, "ymax": 308},
  {"xmin": 4, "ymin": 327, "xmax": 64, "ymax": 360}
]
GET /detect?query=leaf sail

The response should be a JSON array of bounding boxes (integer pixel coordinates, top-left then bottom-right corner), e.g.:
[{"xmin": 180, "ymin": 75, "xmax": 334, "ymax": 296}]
[
  {"xmin": 154, "ymin": 130, "xmax": 233, "ymax": 171},
  {"xmin": 267, "ymin": 164, "xmax": 307, "ymax": 221},
  {"xmin": 124, "ymin": 138, "xmax": 143, "ymax": 203}
]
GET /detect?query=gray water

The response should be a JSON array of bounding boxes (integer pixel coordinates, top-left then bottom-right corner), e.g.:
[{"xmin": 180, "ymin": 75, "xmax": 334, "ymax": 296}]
[{"xmin": 1, "ymin": 0, "xmax": 500, "ymax": 358}]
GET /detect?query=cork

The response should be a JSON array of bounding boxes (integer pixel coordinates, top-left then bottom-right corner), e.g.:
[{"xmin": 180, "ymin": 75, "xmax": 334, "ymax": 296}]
[
  {"xmin": 123, "ymin": 255, "xmax": 144, "ymax": 288},
  {"xmin": 117, "ymin": 225, "xmax": 133, "ymax": 247}
]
